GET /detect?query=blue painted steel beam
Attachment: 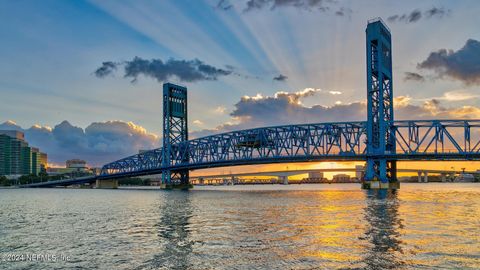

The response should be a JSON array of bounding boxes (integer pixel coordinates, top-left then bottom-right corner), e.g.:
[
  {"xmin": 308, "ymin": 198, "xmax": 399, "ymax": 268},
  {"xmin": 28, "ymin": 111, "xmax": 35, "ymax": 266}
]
[
  {"xmin": 98, "ymin": 119, "xmax": 480, "ymax": 180},
  {"xmin": 365, "ymin": 18, "xmax": 396, "ymax": 184}
]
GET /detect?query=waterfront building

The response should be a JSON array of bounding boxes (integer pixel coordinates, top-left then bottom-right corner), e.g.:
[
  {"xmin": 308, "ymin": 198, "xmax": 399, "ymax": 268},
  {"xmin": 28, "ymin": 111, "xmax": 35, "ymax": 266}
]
[
  {"xmin": 66, "ymin": 159, "xmax": 88, "ymax": 172},
  {"xmin": 0, "ymin": 130, "xmax": 48, "ymax": 176},
  {"xmin": 31, "ymin": 148, "xmax": 47, "ymax": 175},
  {"xmin": 308, "ymin": 171, "xmax": 324, "ymax": 179},
  {"xmin": 332, "ymin": 173, "xmax": 352, "ymax": 183}
]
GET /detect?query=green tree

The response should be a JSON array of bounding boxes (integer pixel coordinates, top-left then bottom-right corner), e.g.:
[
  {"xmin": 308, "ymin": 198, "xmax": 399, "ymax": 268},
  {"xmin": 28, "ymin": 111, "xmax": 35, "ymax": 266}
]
[{"xmin": 0, "ymin": 176, "xmax": 10, "ymax": 186}]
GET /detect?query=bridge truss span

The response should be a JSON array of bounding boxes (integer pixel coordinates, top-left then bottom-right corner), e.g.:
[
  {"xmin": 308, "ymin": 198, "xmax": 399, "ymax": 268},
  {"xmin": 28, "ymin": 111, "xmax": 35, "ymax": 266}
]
[
  {"xmin": 393, "ymin": 119, "xmax": 480, "ymax": 159},
  {"xmin": 100, "ymin": 121, "xmax": 368, "ymax": 178},
  {"xmin": 99, "ymin": 119, "xmax": 480, "ymax": 179}
]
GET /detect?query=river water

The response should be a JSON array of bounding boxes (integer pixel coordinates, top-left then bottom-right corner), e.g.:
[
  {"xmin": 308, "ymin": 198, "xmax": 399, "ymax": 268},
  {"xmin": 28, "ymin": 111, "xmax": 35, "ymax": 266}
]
[{"xmin": 0, "ymin": 183, "xmax": 479, "ymax": 269}]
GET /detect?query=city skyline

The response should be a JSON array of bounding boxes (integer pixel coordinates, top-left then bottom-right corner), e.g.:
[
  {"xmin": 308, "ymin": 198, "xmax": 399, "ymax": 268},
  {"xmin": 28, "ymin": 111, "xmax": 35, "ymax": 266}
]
[{"xmin": 1, "ymin": 0, "xmax": 480, "ymax": 166}]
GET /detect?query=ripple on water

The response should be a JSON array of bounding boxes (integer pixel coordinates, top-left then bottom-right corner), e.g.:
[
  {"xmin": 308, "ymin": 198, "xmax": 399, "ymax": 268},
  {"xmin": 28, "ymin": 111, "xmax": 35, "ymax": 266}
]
[{"xmin": 0, "ymin": 184, "xmax": 479, "ymax": 269}]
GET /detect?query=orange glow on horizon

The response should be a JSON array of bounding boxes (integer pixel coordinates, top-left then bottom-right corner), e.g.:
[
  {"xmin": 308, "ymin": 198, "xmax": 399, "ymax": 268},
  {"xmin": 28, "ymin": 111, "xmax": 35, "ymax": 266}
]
[{"xmin": 190, "ymin": 161, "xmax": 480, "ymax": 179}]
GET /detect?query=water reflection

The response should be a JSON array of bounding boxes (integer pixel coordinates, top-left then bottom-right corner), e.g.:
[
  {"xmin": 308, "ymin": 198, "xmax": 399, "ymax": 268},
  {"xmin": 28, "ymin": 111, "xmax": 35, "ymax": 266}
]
[
  {"xmin": 147, "ymin": 192, "xmax": 194, "ymax": 270},
  {"xmin": 361, "ymin": 190, "xmax": 404, "ymax": 270}
]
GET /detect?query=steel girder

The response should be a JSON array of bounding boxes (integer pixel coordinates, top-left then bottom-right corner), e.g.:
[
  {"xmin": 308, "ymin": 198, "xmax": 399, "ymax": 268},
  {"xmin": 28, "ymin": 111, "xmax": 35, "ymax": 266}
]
[{"xmin": 99, "ymin": 119, "xmax": 480, "ymax": 179}]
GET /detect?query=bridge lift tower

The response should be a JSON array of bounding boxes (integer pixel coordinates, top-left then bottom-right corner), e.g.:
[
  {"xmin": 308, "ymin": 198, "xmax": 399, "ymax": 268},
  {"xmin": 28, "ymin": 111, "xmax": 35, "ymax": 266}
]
[
  {"xmin": 364, "ymin": 18, "xmax": 398, "ymax": 189},
  {"xmin": 162, "ymin": 83, "xmax": 190, "ymax": 189}
]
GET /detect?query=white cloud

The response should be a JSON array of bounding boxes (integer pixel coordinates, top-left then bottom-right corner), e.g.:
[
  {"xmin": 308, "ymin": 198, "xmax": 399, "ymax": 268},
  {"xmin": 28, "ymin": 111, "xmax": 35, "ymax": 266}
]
[
  {"xmin": 213, "ymin": 106, "xmax": 227, "ymax": 114},
  {"xmin": 439, "ymin": 90, "xmax": 479, "ymax": 101},
  {"xmin": 394, "ymin": 96, "xmax": 412, "ymax": 108},
  {"xmin": 0, "ymin": 120, "xmax": 159, "ymax": 167},
  {"xmin": 193, "ymin": 119, "xmax": 204, "ymax": 125},
  {"xmin": 329, "ymin": 91, "xmax": 342, "ymax": 95},
  {"xmin": 191, "ymin": 89, "xmax": 480, "ymax": 138}
]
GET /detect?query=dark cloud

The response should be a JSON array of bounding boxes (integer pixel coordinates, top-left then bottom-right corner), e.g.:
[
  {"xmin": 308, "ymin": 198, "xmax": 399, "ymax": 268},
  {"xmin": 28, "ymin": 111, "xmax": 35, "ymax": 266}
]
[
  {"xmin": 216, "ymin": 0, "xmax": 233, "ymax": 10},
  {"xmin": 418, "ymin": 39, "xmax": 480, "ymax": 85},
  {"xmin": 95, "ymin": 57, "xmax": 233, "ymax": 83},
  {"xmin": 273, "ymin": 74, "xmax": 288, "ymax": 81},
  {"xmin": 404, "ymin": 72, "xmax": 425, "ymax": 82},
  {"xmin": 244, "ymin": 0, "xmax": 331, "ymax": 12},
  {"xmin": 388, "ymin": 7, "xmax": 450, "ymax": 23},
  {"xmin": 94, "ymin": 61, "xmax": 117, "ymax": 77},
  {"xmin": 388, "ymin": 9, "xmax": 422, "ymax": 23},
  {"xmin": 190, "ymin": 90, "xmax": 480, "ymax": 138},
  {"xmin": 0, "ymin": 120, "xmax": 159, "ymax": 167},
  {"xmin": 425, "ymin": 7, "xmax": 449, "ymax": 18},
  {"xmin": 335, "ymin": 7, "xmax": 352, "ymax": 17}
]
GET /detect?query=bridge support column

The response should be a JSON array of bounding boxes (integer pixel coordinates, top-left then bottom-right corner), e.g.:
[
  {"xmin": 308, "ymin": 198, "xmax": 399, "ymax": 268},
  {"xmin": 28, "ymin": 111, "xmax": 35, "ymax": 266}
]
[
  {"xmin": 441, "ymin": 173, "xmax": 446, "ymax": 182},
  {"xmin": 231, "ymin": 176, "xmax": 235, "ymax": 185},
  {"xmin": 418, "ymin": 172, "xmax": 423, "ymax": 183},
  {"xmin": 423, "ymin": 172, "xmax": 428, "ymax": 183},
  {"xmin": 161, "ymin": 83, "xmax": 191, "ymax": 190},
  {"xmin": 363, "ymin": 19, "xmax": 398, "ymax": 190},
  {"xmin": 96, "ymin": 179, "xmax": 118, "ymax": 189},
  {"xmin": 279, "ymin": 176, "xmax": 289, "ymax": 185}
]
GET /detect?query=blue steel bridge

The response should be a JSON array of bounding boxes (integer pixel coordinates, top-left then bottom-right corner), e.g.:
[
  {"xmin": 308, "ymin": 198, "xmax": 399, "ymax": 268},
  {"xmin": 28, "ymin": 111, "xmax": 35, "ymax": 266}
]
[{"xmin": 23, "ymin": 18, "xmax": 480, "ymax": 189}]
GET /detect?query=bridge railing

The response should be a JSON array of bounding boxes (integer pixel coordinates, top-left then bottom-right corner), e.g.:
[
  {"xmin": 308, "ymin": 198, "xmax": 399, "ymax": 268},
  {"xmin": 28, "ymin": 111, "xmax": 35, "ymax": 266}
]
[{"xmin": 100, "ymin": 119, "xmax": 480, "ymax": 178}]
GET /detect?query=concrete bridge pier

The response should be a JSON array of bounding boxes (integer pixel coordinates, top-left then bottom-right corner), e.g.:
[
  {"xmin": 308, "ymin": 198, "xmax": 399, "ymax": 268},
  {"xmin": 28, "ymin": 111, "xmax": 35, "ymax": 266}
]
[
  {"xmin": 417, "ymin": 171, "xmax": 429, "ymax": 183},
  {"xmin": 441, "ymin": 173, "xmax": 447, "ymax": 182},
  {"xmin": 278, "ymin": 176, "xmax": 289, "ymax": 185},
  {"xmin": 96, "ymin": 179, "xmax": 118, "ymax": 189}
]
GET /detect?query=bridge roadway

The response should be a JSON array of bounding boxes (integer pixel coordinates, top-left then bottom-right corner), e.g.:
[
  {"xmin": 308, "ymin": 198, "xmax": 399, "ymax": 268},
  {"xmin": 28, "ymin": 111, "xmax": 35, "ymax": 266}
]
[
  {"xmin": 19, "ymin": 168, "xmax": 478, "ymax": 188},
  {"xmin": 191, "ymin": 168, "xmax": 480, "ymax": 179}
]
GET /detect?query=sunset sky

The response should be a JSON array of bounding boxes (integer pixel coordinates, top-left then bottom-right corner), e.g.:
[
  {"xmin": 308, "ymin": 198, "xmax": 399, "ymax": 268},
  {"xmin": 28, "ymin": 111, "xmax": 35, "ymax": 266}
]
[{"xmin": 1, "ymin": 0, "xmax": 480, "ymax": 167}]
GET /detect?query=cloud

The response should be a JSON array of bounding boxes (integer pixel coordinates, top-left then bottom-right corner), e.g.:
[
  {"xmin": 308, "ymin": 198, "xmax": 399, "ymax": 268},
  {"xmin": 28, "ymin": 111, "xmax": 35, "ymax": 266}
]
[
  {"xmin": 417, "ymin": 39, "xmax": 480, "ymax": 85},
  {"xmin": 243, "ymin": 0, "xmax": 332, "ymax": 12},
  {"xmin": 424, "ymin": 7, "xmax": 449, "ymax": 18},
  {"xmin": 193, "ymin": 120, "xmax": 204, "ymax": 126},
  {"xmin": 273, "ymin": 74, "xmax": 288, "ymax": 81},
  {"xmin": 335, "ymin": 7, "xmax": 352, "ymax": 17},
  {"xmin": 213, "ymin": 106, "xmax": 227, "ymax": 114},
  {"xmin": 428, "ymin": 90, "xmax": 480, "ymax": 102},
  {"xmin": 93, "ymin": 61, "xmax": 117, "ymax": 78},
  {"xmin": 394, "ymin": 96, "xmax": 412, "ymax": 108},
  {"xmin": 0, "ymin": 120, "xmax": 159, "ymax": 167},
  {"xmin": 329, "ymin": 91, "xmax": 342, "ymax": 95},
  {"xmin": 191, "ymin": 88, "xmax": 366, "ymax": 137},
  {"xmin": 404, "ymin": 72, "xmax": 425, "ymax": 82},
  {"xmin": 216, "ymin": 0, "xmax": 233, "ymax": 10},
  {"xmin": 190, "ymin": 89, "xmax": 480, "ymax": 138},
  {"xmin": 388, "ymin": 7, "xmax": 450, "ymax": 23},
  {"xmin": 94, "ymin": 57, "xmax": 233, "ymax": 83}
]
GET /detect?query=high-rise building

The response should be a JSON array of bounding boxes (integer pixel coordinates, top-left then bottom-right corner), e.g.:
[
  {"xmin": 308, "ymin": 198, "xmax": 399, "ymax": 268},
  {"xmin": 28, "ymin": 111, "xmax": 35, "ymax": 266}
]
[
  {"xmin": 21, "ymin": 145, "xmax": 32, "ymax": 175},
  {"xmin": 0, "ymin": 130, "xmax": 48, "ymax": 176},
  {"xmin": 0, "ymin": 134, "xmax": 10, "ymax": 175}
]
